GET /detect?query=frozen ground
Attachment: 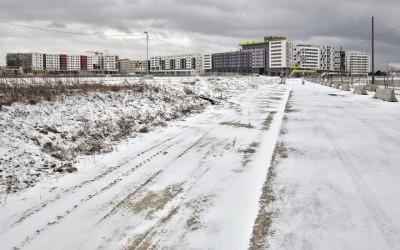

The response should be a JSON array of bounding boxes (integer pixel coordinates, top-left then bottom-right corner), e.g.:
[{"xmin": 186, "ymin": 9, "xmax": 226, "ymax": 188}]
[{"xmin": 0, "ymin": 77, "xmax": 400, "ymax": 249}]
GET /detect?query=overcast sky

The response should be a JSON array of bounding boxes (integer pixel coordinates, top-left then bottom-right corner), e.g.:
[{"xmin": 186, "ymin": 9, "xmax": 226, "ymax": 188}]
[{"xmin": 1, "ymin": 0, "xmax": 399, "ymax": 71}]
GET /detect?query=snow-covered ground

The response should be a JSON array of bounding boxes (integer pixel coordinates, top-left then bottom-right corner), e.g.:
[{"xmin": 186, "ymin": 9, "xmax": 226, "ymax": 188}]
[
  {"xmin": 0, "ymin": 76, "xmax": 261, "ymax": 194},
  {"xmin": 1, "ymin": 77, "xmax": 400, "ymax": 249},
  {"xmin": 267, "ymin": 79, "xmax": 400, "ymax": 249}
]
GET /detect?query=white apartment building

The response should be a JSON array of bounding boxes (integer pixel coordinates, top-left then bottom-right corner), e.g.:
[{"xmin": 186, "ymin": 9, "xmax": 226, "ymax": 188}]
[
  {"xmin": 150, "ymin": 53, "xmax": 204, "ymax": 75},
  {"xmin": 45, "ymin": 54, "xmax": 60, "ymax": 71},
  {"xmin": 344, "ymin": 51, "xmax": 371, "ymax": 74},
  {"xmin": 67, "ymin": 55, "xmax": 81, "ymax": 71},
  {"xmin": 292, "ymin": 45, "xmax": 321, "ymax": 70},
  {"xmin": 319, "ymin": 45, "xmax": 335, "ymax": 71},
  {"xmin": 269, "ymin": 40, "xmax": 292, "ymax": 69},
  {"xmin": 32, "ymin": 53, "xmax": 44, "ymax": 71},
  {"xmin": 202, "ymin": 54, "xmax": 212, "ymax": 71},
  {"xmin": 87, "ymin": 56, "xmax": 94, "ymax": 71},
  {"xmin": 103, "ymin": 55, "xmax": 118, "ymax": 73}
]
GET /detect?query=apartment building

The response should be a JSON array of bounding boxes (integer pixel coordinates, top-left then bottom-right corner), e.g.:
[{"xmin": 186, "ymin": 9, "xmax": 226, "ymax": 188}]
[
  {"xmin": 344, "ymin": 51, "xmax": 371, "ymax": 74},
  {"xmin": 212, "ymin": 50, "xmax": 252, "ymax": 73},
  {"xmin": 211, "ymin": 48, "xmax": 265, "ymax": 74},
  {"xmin": 269, "ymin": 40, "xmax": 292, "ymax": 69},
  {"xmin": 66, "ymin": 55, "xmax": 81, "ymax": 71},
  {"xmin": 333, "ymin": 50, "xmax": 370, "ymax": 74},
  {"xmin": 292, "ymin": 45, "xmax": 321, "ymax": 70},
  {"xmin": 32, "ymin": 53, "xmax": 44, "ymax": 71},
  {"xmin": 103, "ymin": 55, "xmax": 119, "ymax": 74},
  {"xmin": 6, "ymin": 52, "xmax": 120, "ymax": 74},
  {"xmin": 118, "ymin": 59, "xmax": 147, "ymax": 74},
  {"xmin": 80, "ymin": 55, "xmax": 88, "ymax": 71},
  {"xmin": 334, "ymin": 51, "xmax": 344, "ymax": 72},
  {"xmin": 44, "ymin": 54, "xmax": 60, "ymax": 71},
  {"xmin": 240, "ymin": 36, "xmax": 293, "ymax": 75},
  {"xmin": 202, "ymin": 53, "xmax": 212, "ymax": 72},
  {"xmin": 150, "ymin": 53, "xmax": 204, "ymax": 76},
  {"xmin": 319, "ymin": 45, "xmax": 335, "ymax": 71}
]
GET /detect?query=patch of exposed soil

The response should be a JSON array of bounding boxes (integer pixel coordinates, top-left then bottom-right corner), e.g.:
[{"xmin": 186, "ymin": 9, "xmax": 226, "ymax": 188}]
[
  {"xmin": 249, "ymin": 141, "xmax": 288, "ymax": 249},
  {"xmin": 220, "ymin": 121, "xmax": 255, "ymax": 129},
  {"xmin": 238, "ymin": 141, "xmax": 259, "ymax": 166},
  {"xmin": 261, "ymin": 111, "xmax": 277, "ymax": 130}
]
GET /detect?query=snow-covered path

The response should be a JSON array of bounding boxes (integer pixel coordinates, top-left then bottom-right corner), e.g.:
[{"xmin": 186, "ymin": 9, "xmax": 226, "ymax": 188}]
[
  {"xmin": 268, "ymin": 79, "xmax": 400, "ymax": 250},
  {"xmin": 0, "ymin": 82, "xmax": 289, "ymax": 249}
]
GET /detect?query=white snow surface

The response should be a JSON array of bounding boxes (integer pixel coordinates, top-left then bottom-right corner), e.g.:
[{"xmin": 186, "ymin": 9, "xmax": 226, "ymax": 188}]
[{"xmin": 0, "ymin": 77, "xmax": 400, "ymax": 249}]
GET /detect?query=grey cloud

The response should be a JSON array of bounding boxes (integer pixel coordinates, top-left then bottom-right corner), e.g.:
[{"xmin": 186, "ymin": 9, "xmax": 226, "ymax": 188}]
[
  {"xmin": 0, "ymin": 0, "xmax": 399, "ymax": 69},
  {"xmin": 48, "ymin": 21, "xmax": 66, "ymax": 29}
]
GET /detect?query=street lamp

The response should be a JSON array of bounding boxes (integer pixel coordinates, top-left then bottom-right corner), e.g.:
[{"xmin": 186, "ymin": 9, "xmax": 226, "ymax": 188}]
[{"xmin": 144, "ymin": 31, "xmax": 149, "ymax": 75}]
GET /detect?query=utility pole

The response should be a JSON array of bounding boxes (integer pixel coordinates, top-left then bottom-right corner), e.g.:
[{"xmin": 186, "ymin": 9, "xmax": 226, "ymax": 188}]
[
  {"xmin": 144, "ymin": 31, "xmax": 149, "ymax": 75},
  {"xmin": 372, "ymin": 16, "xmax": 375, "ymax": 85}
]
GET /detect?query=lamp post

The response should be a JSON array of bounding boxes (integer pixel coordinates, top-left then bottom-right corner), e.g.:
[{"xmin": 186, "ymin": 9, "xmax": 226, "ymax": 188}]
[{"xmin": 144, "ymin": 31, "xmax": 149, "ymax": 75}]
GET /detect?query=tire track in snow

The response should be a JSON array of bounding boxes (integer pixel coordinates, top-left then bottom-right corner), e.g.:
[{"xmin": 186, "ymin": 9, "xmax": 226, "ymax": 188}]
[
  {"xmin": 127, "ymin": 86, "xmax": 289, "ymax": 249},
  {"xmin": 126, "ymin": 138, "xmax": 229, "ymax": 249},
  {"xmin": 11, "ymin": 118, "xmax": 225, "ymax": 250},
  {"xmin": 312, "ymin": 110, "xmax": 400, "ymax": 249},
  {"xmin": 7, "ymin": 127, "xmax": 210, "ymax": 249},
  {"xmin": 106, "ymin": 88, "xmax": 276, "ymax": 248},
  {"xmin": 3, "ymin": 127, "xmax": 195, "ymax": 233}
]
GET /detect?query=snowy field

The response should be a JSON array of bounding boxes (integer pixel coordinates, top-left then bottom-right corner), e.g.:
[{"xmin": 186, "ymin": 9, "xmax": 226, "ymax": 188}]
[{"xmin": 1, "ymin": 77, "xmax": 400, "ymax": 249}]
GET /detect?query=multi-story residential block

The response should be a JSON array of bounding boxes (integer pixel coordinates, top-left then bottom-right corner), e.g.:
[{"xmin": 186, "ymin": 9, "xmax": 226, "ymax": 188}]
[
  {"xmin": 5, "ymin": 52, "xmax": 120, "ymax": 74},
  {"xmin": 334, "ymin": 50, "xmax": 370, "ymax": 74},
  {"xmin": 211, "ymin": 49, "xmax": 265, "ymax": 74},
  {"xmin": 202, "ymin": 54, "xmax": 212, "ymax": 71},
  {"xmin": 212, "ymin": 50, "xmax": 252, "ymax": 73},
  {"xmin": 240, "ymin": 36, "xmax": 293, "ymax": 75},
  {"xmin": 118, "ymin": 59, "xmax": 147, "ymax": 74},
  {"xmin": 67, "ymin": 55, "xmax": 81, "ymax": 71},
  {"xmin": 150, "ymin": 53, "xmax": 204, "ymax": 76},
  {"xmin": 44, "ymin": 54, "xmax": 60, "ymax": 71},
  {"xmin": 103, "ymin": 55, "xmax": 119, "ymax": 73},
  {"xmin": 334, "ymin": 50, "xmax": 344, "ymax": 72},
  {"xmin": 319, "ymin": 45, "xmax": 335, "ymax": 71},
  {"xmin": 292, "ymin": 45, "xmax": 321, "ymax": 70},
  {"xmin": 344, "ymin": 51, "xmax": 371, "ymax": 74},
  {"xmin": 80, "ymin": 55, "xmax": 88, "ymax": 71},
  {"xmin": 32, "ymin": 53, "xmax": 44, "ymax": 71}
]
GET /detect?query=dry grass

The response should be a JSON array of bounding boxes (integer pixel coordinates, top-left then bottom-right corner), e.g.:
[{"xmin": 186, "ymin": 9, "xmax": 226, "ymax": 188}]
[{"xmin": 0, "ymin": 80, "xmax": 160, "ymax": 107}]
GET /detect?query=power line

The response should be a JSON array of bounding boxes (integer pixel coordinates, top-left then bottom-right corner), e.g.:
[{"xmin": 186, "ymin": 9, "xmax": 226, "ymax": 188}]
[
  {"xmin": 348, "ymin": 24, "xmax": 400, "ymax": 50},
  {"xmin": 149, "ymin": 36, "xmax": 207, "ymax": 53},
  {"xmin": 375, "ymin": 24, "xmax": 400, "ymax": 37},
  {"xmin": 148, "ymin": 33, "xmax": 210, "ymax": 53},
  {"xmin": 0, "ymin": 21, "xmax": 210, "ymax": 54},
  {"xmin": 0, "ymin": 20, "xmax": 146, "ymax": 37}
]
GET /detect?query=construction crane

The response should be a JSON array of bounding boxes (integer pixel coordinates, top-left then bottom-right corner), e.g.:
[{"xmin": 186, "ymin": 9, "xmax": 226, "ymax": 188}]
[
  {"xmin": 85, "ymin": 51, "xmax": 103, "ymax": 56},
  {"xmin": 84, "ymin": 51, "xmax": 104, "ymax": 73}
]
